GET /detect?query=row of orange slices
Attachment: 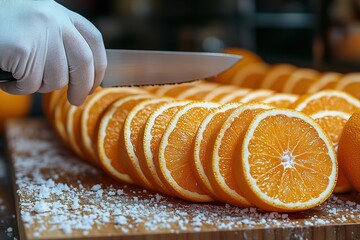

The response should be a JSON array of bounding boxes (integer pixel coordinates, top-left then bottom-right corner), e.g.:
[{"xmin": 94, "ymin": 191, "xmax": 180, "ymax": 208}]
[
  {"xmin": 146, "ymin": 81, "xmax": 360, "ymax": 194},
  {"xmin": 42, "ymin": 84, "xmax": 360, "ymax": 212},
  {"xmin": 210, "ymin": 48, "xmax": 360, "ymax": 99}
]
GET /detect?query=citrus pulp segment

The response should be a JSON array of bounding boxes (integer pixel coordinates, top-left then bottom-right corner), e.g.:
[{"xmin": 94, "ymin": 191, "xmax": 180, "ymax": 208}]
[
  {"xmin": 237, "ymin": 109, "xmax": 337, "ymax": 212},
  {"xmin": 158, "ymin": 101, "xmax": 220, "ymax": 202},
  {"xmin": 210, "ymin": 103, "xmax": 273, "ymax": 207},
  {"xmin": 97, "ymin": 95, "xmax": 153, "ymax": 184}
]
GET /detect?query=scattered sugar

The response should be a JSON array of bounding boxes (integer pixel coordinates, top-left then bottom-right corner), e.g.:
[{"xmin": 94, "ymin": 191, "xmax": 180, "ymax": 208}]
[
  {"xmin": 33, "ymin": 201, "xmax": 50, "ymax": 213},
  {"xmin": 91, "ymin": 184, "xmax": 102, "ymax": 191},
  {"xmin": 304, "ymin": 220, "xmax": 313, "ymax": 226},
  {"xmin": 7, "ymin": 119, "xmax": 360, "ymax": 238},
  {"xmin": 71, "ymin": 197, "xmax": 80, "ymax": 210},
  {"xmin": 114, "ymin": 216, "xmax": 128, "ymax": 225}
]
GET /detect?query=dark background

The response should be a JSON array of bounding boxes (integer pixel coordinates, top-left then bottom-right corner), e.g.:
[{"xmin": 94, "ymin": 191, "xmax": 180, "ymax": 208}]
[
  {"xmin": 30, "ymin": 0, "xmax": 360, "ymax": 115},
  {"xmin": 57, "ymin": 0, "xmax": 316, "ymax": 62}
]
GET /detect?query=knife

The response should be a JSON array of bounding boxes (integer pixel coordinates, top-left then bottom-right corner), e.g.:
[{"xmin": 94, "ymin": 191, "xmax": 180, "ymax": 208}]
[{"xmin": 0, "ymin": 49, "xmax": 241, "ymax": 86}]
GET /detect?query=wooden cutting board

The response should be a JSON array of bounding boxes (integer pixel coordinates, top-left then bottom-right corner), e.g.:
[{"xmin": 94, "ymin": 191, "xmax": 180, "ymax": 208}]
[{"xmin": 5, "ymin": 118, "xmax": 360, "ymax": 240}]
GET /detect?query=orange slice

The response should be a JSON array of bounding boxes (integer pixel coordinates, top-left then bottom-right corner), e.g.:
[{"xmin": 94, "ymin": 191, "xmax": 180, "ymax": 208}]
[
  {"xmin": 335, "ymin": 73, "xmax": 360, "ymax": 99},
  {"xmin": 202, "ymin": 85, "xmax": 238, "ymax": 102},
  {"xmin": 216, "ymin": 88, "xmax": 251, "ymax": 104},
  {"xmin": 81, "ymin": 88, "xmax": 146, "ymax": 163},
  {"xmin": 53, "ymin": 92, "xmax": 69, "ymax": 143},
  {"xmin": 180, "ymin": 87, "xmax": 219, "ymax": 101},
  {"xmin": 282, "ymin": 68, "xmax": 320, "ymax": 94},
  {"xmin": 236, "ymin": 109, "xmax": 337, "ymax": 212},
  {"xmin": 290, "ymin": 90, "xmax": 360, "ymax": 115},
  {"xmin": 120, "ymin": 98, "xmax": 171, "ymax": 190},
  {"xmin": 141, "ymin": 85, "xmax": 161, "ymax": 94},
  {"xmin": 158, "ymin": 101, "xmax": 219, "ymax": 202},
  {"xmin": 64, "ymin": 88, "xmax": 104, "ymax": 161},
  {"xmin": 175, "ymin": 83, "xmax": 219, "ymax": 100},
  {"xmin": 307, "ymin": 72, "xmax": 342, "ymax": 93},
  {"xmin": 210, "ymin": 48, "xmax": 263, "ymax": 85},
  {"xmin": 310, "ymin": 110, "xmax": 352, "ymax": 193},
  {"xmin": 338, "ymin": 110, "xmax": 360, "ymax": 193},
  {"xmin": 237, "ymin": 89, "xmax": 274, "ymax": 103},
  {"xmin": 262, "ymin": 93, "xmax": 299, "ymax": 108},
  {"xmin": 154, "ymin": 82, "xmax": 198, "ymax": 97},
  {"xmin": 231, "ymin": 62, "xmax": 270, "ymax": 88},
  {"xmin": 209, "ymin": 103, "xmax": 273, "ymax": 207},
  {"xmin": 142, "ymin": 100, "xmax": 190, "ymax": 195},
  {"xmin": 97, "ymin": 95, "xmax": 152, "ymax": 184},
  {"xmin": 46, "ymin": 87, "xmax": 67, "ymax": 126},
  {"xmin": 66, "ymin": 104, "xmax": 87, "ymax": 159},
  {"xmin": 193, "ymin": 103, "xmax": 241, "ymax": 198},
  {"xmin": 260, "ymin": 64, "xmax": 297, "ymax": 91}
]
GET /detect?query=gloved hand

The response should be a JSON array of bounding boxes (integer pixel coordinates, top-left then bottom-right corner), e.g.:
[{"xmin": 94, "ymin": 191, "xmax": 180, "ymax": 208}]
[{"xmin": 0, "ymin": 0, "xmax": 107, "ymax": 106}]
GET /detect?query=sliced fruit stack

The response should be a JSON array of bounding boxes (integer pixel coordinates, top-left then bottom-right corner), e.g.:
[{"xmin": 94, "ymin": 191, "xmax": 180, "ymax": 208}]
[
  {"xmin": 209, "ymin": 48, "xmax": 360, "ymax": 99},
  {"xmin": 153, "ymin": 81, "xmax": 360, "ymax": 194},
  {"xmin": 43, "ymin": 84, "xmax": 353, "ymax": 212}
]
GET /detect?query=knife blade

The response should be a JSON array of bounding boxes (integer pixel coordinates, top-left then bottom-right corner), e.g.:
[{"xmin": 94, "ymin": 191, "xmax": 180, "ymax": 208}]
[
  {"xmin": 101, "ymin": 49, "xmax": 241, "ymax": 87},
  {"xmin": 0, "ymin": 49, "xmax": 241, "ymax": 86}
]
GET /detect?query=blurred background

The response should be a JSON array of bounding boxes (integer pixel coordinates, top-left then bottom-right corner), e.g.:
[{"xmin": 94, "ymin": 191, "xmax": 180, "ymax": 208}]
[
  {"xmin": 57, "ymin": 0, "xmax": 316, "ymax": 63},
  {"xmin": 24, "ymin": 0, "xmax": 360, "ymax": 115}
]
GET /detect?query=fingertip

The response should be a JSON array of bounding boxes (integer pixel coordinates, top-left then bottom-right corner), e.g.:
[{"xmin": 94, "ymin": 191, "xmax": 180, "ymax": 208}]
[
  {"xmin": 67, "ymin": 95, "xmax": 84, "ymax": 107},
  {"xmin": 67, "ymin": 81, "xmax": 92, "ymax": 106}
]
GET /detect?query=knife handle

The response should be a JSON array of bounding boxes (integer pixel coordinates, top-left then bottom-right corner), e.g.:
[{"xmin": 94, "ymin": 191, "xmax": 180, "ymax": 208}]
[{"xmin": 0, "ymin": 69, "xmax": 17, "ymax": 82}]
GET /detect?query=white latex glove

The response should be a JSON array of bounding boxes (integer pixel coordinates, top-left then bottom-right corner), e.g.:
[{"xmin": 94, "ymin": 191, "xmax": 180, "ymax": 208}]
[{"xmin": 0, "ymin": 0, "xmax": 107, "ymax": 106}]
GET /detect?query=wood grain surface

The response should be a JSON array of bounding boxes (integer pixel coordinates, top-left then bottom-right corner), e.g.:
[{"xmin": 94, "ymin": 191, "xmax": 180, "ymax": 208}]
[{"xmin": 5, "ymin": 118, "xmax": 360, "ymax": 240}]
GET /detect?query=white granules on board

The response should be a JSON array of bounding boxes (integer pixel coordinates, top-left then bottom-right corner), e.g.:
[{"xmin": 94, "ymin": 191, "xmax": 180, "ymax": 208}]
[
  {"xmin": 33, "ymin": 201, "xmax": 50, "ymax": 213},
  {"xmin": 6, "ymin": 119, "xmax": 360, "ymax": 238}
]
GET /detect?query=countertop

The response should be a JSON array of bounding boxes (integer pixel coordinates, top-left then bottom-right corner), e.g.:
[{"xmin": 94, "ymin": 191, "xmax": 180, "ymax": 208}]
[{"xmin": 6, "ymin": 118, "xmax": 360, "ymax": 240}]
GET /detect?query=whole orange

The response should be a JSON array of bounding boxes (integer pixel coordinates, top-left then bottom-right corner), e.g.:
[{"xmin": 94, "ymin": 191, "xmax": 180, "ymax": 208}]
[
  {"xmin": 0, "ymin": 90, "xmax": 32, "ymax": 133},
  {"xmin": 337, "ymin": 110, "xmax": 360, "ymax": 192}
]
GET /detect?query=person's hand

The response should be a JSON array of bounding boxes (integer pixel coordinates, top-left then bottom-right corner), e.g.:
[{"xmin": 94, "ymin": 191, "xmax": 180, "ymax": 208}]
[{"xmin": 0, "ymin": 0, "xmax": 107, "ymax": 106}]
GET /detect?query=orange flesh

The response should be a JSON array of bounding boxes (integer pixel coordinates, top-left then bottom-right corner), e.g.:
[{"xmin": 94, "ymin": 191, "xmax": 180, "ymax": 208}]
[
  {"xmin": 265, "ymin": 98, "xmax": 297, "ymax": 108},
  {"xmin": 85, "ymin": 92, "xmax": 128, "ymax": 146},
  {"xmin": 260, "ymin": 64, "xmax": 296, "ymax": 90},
  {"xmin": 48, "ymin": 88, "xmax": 67, "ymax": 125},
  {"xmin": 232, "ymin": 63, "xmax": 269, "ymax": 89},
  {"xmin": 246, "ymin": 114, "xmax": 333, "ymax": 203},
  {"xmin": 219, "ymin": 89, "xmax": 251, "ymax": 104},
  {"xmin": 71, "ymin": 106, "xmax": 87, "ymax": 160},
  {"xmin": 197, "ymin": 106, "xmax": 238, "ymax": 196},
  {"xmin": 163, "ymin": 84, "xmax": 197, "ymax": 98},
  {"xmin": 54, "ymin": 94, "xmax": 68, "ymax": 143},
  {"xmin": 216, "ymin": 108, "xmax": 266, "ymax": 201},
  {"xmin": 296, "ymin": 95, "xmax": 360, "ymax": 115},
  {"xmin": 290, "ymin": 74, "xmax": 319, "ymax": 95},
  {"xmin": 314, "ymin": 115, "xmax": 351, "ymax": 192},
  {"xmin": 272, "ymin": 100, "xmax": 292, "ymax": 108},
  {"xmin": 271, "ymin": 73, "xmax": 292, "ymax": 92},
  {"xmin": 341, "ymin": 82, "xmax": 360, "ymax": 99},
  {"xmin": 150, "ymin": 106, "xmax": 183, "ymax": 172},
  {"xmin": 104, "ymin": 97, "xmax": 150, "ymax": 177},
  {"xmin": 212, "ymin": 50, "xmax": 262, "ymax": 85},
  {"xmin": 162, "ymin": 106, "xmax": 216, "ymax": 199},
  {"xmin": 307, "ymin": 73, "xmax": 342, "ymax": 93},
  {"xmin": 144, "ymin": 104, "xmax": 186, "ymax": 195},
  {"xmin": 125, "ymin": 100, "xmax": 168, "ymax": 189},
  {"xmin": 184, "ymin": 89, "xmax": 215, "ymax": 101}
]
